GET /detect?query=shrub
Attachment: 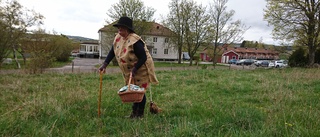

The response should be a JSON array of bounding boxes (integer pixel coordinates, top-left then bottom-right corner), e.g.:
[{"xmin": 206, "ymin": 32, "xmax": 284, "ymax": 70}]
[
  {"xmin": 50, "ymin": 35, "xmax": 73, "ymax": 62},
  {"xmin": 288, "ymin": 47, "xmax": 308, "ymax": 67},
  {"xmin": 27, "ymin": 51, "xmax": 55, "ymax": 74}
]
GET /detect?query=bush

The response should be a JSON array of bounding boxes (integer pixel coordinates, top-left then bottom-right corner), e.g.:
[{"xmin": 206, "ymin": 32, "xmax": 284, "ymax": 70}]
[
  {"xmin": 288, "ymin": 47, "xmax": 308, "ymax": 67},
  {"xmin": 27, "ymin": 51, "xmax": 55, "ymax": 74},
  {"xmin": 50, "ymin": 35, "xmax": 73, "ymax": 62}
]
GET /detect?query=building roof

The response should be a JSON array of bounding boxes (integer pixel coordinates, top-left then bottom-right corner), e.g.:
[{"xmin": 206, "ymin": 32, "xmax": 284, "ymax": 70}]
[
  {"xmin": 201, "ymin": 46, "xmax": 279, "ymax": 55},
  {"xmin": 225, "ymin": 47, "xmax": 278, "ymax": 54}
]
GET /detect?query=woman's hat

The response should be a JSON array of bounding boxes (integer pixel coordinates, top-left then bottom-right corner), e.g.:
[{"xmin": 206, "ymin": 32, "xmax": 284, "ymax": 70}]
[{"xmin": 113, "ymin": 16, "xmax": 134, "ymax": 33}]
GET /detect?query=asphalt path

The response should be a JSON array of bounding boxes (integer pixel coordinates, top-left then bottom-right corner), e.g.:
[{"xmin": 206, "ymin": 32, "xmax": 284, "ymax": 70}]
[
  {"xmin": 46, "ymin": 58, "xmax": 256, "ymax": 73},
  {"xmin": 0, "ymin": 58, "xmax": 256, "ymax": 74}
]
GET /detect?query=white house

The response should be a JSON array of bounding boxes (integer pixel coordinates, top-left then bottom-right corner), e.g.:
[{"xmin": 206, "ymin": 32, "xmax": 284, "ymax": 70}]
[
  {"xmin": 98, "ymin": 22, "xmax": 178, "ymax": 61},
  {"xmin": 78, "ymin": 40, "xmax": 99, "ymax": 58}
]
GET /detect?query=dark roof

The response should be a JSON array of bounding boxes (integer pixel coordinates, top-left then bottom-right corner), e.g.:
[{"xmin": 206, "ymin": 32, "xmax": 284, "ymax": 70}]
[{"xmin": 225, "ymin": 47, "xmax": 279, "ymax": 54}]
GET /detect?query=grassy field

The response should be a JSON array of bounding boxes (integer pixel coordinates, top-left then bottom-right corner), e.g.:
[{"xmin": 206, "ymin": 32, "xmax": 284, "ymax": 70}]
[
  {"xmin": 1, "ymin": 58, "xmax": 74, "ymax": 70},
  {"xmin": 0, "ymin": 68, "xmax": 320, "ymax": 136}
]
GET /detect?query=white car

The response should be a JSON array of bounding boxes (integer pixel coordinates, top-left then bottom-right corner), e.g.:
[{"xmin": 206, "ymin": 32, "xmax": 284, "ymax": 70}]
[
  {"xmin": 268, "ymin": 61, "xmax": 275, "ymax": 68},
  {"xmin": 236, "ymin": 59, "xmax": 246, "ymax": 65},
  {"xmin": 274, "ymin": 60, "xmax": 286, "ymax": 68},
  {"xmin": 254, "ymin": 60, "xmax": 263, "ymax": 66}
]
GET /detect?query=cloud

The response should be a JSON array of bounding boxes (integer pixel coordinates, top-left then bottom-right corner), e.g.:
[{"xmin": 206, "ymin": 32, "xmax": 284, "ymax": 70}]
[{"xmin": 19, "ymin": 0, "xmax": 277, "ymax": 44}]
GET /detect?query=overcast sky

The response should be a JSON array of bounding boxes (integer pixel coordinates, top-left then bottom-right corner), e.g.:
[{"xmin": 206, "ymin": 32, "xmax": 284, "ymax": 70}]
[{"xmin": 19, "ymin": 0, "xmax": 278, "ymax": 45}]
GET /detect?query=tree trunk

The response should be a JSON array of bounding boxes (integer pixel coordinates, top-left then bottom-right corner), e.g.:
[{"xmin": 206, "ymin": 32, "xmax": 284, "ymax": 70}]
[
  {"xmin": 13, "ymin": 48, "xmax": 21, "ymax": 69},
  {"xmin": 178, "ymin": 46, "xmax": 182, "ymax": 64},
  {"xmin": 308, "ymin": 46, "xmax": 315, "ymax": 66}
]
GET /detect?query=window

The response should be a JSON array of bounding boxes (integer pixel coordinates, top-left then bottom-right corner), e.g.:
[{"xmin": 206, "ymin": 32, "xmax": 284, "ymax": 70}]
[
  {"xmin": 165, "ymin": 38, "xmax": 169, "ymax": 43},
  {"xmin": 153, "ymin": 37, "xmax": 158, "ymax": 42},
  {"xmin": 80, "ymin": 45, "xmax": 86, "ymax": 51},
  {"xmin": 94, "ymin": 46, "xmax": 98, "ymax": 52},
  {"xmin": 164, "ymin": 49, "xmax": 168, "ymax": 54},
  {"xmin": 153, "ymin": 48, "xmax": 157, "ymax": 55}
]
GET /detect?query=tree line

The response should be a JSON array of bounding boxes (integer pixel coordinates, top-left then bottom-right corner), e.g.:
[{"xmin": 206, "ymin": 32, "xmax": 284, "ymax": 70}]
[
  {"xmin": 2, "ymin": 0, "xmax": 319, "ymax": 71},
  {"xmin": 106, "ymin": 0, "xmax": 248, "ymax": 66},
  {"xmin": 0, "ymin": 0, "xmax": 77, "ymax": 73},
  {"xmin": 107, "ymin": 0, "xmax": 320, "ymax": 67}
]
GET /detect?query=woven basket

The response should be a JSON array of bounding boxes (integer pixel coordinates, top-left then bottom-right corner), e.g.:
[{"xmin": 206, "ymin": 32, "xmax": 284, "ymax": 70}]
[{"xmin": 118, "ymin": 73, "xmax": 146, "ymax": 103}]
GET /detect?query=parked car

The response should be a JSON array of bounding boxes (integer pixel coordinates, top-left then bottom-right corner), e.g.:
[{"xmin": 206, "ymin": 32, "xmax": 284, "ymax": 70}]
[
  {"xmin": 268, "ymin": 61, "xmax": 275, "ymax": 68},
  {"xmin": 260, "ymin": 60, "xmax": 269, "ymax": 67},
  {"xmin": 283, "ymin": 60, "xmax": 288, "ymax": 67},
  {"xmin": 254, "ymin": 60, "xmax": 263, "ymax": 66},
  {"xmin": 182, "ymin": 52, "xmax": 190, "ymax": 61},
  {"xmin": 274, "ymin": 60, "xmax": 288, "ymax": 68},
  {"xmin": 228, "ymin": 59, "xmax": 238, "ymax": 64},
  {"xmin": 243, "ymin": 59, "xmax": 255, "ymax": 65},
  {"xmin": 236, "ymin": 59, "xmax": 246, "ymax": 65}
]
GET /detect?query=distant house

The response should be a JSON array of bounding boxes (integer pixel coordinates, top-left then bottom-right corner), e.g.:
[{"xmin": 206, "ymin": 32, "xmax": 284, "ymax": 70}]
[
  {"xmin": 98, "ymin": 22, "xmax": 178, "ymax": 61},
  {"xmin": 78, "ymin": 40, "xmax": 99, "ymax": 58},
  {"xmin": 201, "ymin": 46, "xmax": 279, "ymax": 63},
  {"xmin": 66, "ymin": 35, "xmax": 99, "ymax": 58}
]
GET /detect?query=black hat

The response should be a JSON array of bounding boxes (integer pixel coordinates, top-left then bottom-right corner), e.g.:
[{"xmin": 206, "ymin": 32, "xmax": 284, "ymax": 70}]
[{"xmin": 113, "ymin": 16, "xmax": 134, "ymax": 33}]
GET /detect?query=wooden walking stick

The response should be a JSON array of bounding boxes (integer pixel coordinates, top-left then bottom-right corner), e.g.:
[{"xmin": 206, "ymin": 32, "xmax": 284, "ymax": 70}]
[{"xmin": 98, "ymin": 71, "xmax": 103, "ymax": 118}]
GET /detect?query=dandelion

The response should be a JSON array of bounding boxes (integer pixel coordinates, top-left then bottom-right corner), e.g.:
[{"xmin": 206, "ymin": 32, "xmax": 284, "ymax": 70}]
[{"xmin": 285, "ymin": 122, "xmax": 293, "ymax": 127}]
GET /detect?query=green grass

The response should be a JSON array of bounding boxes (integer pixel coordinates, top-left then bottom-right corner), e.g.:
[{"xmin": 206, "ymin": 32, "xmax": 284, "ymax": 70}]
[
  {"xmin": 1, "ymin": 68, "xmax": 320, "ymax": 136},
  {"xmin": 1, "ymin": 58, "xmax": 74, "ymax": 69}
]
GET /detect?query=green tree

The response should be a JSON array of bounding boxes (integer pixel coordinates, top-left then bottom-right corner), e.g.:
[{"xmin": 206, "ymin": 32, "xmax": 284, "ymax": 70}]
[
  {"xmin": 0, "ymin": 0, "xmax": 43, "ymax": 69},
  {"xmin": 288, "ymin": 47, "xmax": 308, "ymax": 67},
  {"xmin": 165, "ymin": 0, "xmax": 211, "ymax": 65},
  {"xmin": 104, "ymin": 0, "xmax": 155, "ymax": 66},
  {"xmin": 21, "ymin": 29, "xmax": 55, "ymax": 73},
  {"xmin": 164, "ymin": 0, "xmax": 187, "ymax": 64},
  {"xmin": 106, "ymin": 0, "xmax": 155, "ymax": 35},
  {"xmin": 50, "ymin": 34, "xmax": 74, "ymax": 62},
  {"xmin": 264, "ymin": 0, "xmax": 320, "ymax": 66},
  {"xmin": 0, "ymin": 18, "xmax": 11, "ymax": 68},
  {"xmin": 208, "ymin": 0, "xmax": 248, "ymax": 66},
  {"xmin": 183, "ymin": 1, "xmax": 211, "ymax": 66},
  {"xmin": 21, "ymin": 29, "xmax": 74, "ymax": 73}
]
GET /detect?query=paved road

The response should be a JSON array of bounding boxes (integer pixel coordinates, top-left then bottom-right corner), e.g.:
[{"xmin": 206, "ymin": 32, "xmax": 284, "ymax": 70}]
[
  {"xmin": 0, "ymin": 58, "xmax": 256, "ymax": 74},
  {"xmin": 47, "ymin": 58, "xmax": 256, "ymax": 73}
]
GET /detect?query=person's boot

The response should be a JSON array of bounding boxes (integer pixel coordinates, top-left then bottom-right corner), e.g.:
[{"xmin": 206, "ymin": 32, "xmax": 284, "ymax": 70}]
[
  {"xmin": 136, "ymin": 107, "xmax": 145, "ymax": 118},
  {"xmin": 128, "ymin": 110, "xmax": 137, "ymax": 118},
  {"xmin": 126, "ymin": 104, "xmax": 138, "ymax": 118}
]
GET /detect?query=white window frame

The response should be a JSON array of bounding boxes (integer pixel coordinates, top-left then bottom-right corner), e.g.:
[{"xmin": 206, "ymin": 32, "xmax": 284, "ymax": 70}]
[
  {"xmin": 164, "ymin": 49, "xmax": 168, "ymax": 54},
  {"xmin": 153, "ymin": 48, "xmax": 157, "ymax": 55}
]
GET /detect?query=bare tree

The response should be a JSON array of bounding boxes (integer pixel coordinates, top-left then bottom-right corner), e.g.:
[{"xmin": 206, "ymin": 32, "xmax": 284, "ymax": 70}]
[
  {"xmin": 264, "ymin": 0, "xmax": 320, "ymax": 66},
  {"xmin": 208, "ymin": 0, "xmax": 248, "ymax": 66}
]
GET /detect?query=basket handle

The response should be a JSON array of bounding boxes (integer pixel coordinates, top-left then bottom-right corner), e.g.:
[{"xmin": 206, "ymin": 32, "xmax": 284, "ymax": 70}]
[{"xmin": 127, "ymin": 72, "xmax": 133, "ymax": 91}]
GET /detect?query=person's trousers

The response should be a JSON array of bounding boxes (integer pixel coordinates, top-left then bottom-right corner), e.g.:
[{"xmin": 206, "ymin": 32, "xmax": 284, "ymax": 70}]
[{"xmin": 132, "ymin": 94, "xmax": 146, "ymax": 115}]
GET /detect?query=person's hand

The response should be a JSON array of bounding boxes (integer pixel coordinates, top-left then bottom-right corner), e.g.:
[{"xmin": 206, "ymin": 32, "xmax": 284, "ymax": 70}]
[
  {"xmin": 99, "ymin": 63, "xmax": 108, "ymax": 73},
  {"xmin": 131, "ymin": 67, "xmax": 137, "ymax": 77}
]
